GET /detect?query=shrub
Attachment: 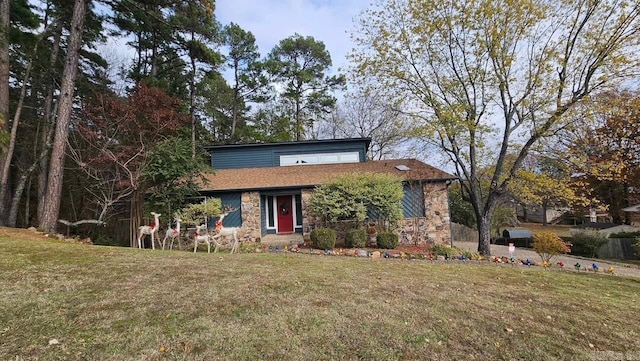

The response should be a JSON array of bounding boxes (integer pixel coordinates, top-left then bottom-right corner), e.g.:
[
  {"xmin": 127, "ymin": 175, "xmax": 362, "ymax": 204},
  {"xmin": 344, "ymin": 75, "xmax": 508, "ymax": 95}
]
[
  {"xmin": 432, "ymin": 244, "xmax": 456, "ymax": 256},
  {"xmin": 532, "ymin": 232, "xmax": 571, "ymax": 263},
  {"xmin": 308, "ymin": 173, "xmax": 404, "ymax": 224},
  {"xmin": 345, "ymin": 229, "xmax": 367, "ymax": 248},
  {"xmin": 571, "ymin": 229, "xmax": 608, "ymax": 258},
  {"xmin": 608, "ymin": 231, "xmax": 640, "ymax": 239},
  {"xmin": 310, "ymin": 228, "xmax": 337, "ymax": 250},
  {"xmin": 376, "ymin": 232, "xmax": 398, "ymax": 249}
]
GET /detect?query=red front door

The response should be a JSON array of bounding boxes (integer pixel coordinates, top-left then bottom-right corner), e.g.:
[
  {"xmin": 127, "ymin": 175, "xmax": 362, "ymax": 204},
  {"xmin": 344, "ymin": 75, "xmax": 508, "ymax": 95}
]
[{"xmin": 276, "ymin": 195, "xmax": 294, "ymax": 233}]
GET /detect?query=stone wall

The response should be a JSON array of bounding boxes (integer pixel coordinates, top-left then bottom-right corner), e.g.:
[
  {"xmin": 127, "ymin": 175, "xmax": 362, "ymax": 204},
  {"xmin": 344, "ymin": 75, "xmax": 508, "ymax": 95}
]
[{"xmin": 241, "ymin": 191, "xmax": 261, "ymax": 242}]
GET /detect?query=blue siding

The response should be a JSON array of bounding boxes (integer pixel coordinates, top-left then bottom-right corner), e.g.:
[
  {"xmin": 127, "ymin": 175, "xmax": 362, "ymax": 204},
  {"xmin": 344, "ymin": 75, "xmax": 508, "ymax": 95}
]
[
  {"xmin": 210, "ymin": 139, "xmax": 369, "ymax": 169},
  {"xmin": 260, "ymin": 195, "xmax": 267, "ymax": 236},
  {"xmin": 209, "ymin": 192, "xmax": 242, "ymax": 227},
  {"xmin": 402, "ymin": 182, "xmax": 425, "ymax": 218}
]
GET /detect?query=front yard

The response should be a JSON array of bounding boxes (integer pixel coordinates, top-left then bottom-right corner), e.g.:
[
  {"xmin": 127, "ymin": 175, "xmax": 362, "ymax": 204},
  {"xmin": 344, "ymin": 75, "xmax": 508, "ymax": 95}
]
[{"xmin": 1, "ymin": 228, "xmax": 639, "ymax": 360}]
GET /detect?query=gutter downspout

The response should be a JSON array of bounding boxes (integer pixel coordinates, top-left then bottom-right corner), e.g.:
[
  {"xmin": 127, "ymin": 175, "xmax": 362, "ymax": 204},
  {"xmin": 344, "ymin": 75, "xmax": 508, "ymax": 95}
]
[{"xmin": 446, "ymin": 179, "xmax": 454, "ymax": 247}]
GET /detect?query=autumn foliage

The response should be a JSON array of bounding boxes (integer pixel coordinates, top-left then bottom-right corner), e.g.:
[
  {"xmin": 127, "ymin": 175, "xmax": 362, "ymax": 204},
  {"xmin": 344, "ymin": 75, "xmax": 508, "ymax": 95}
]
[
  {"xmin": 78, "ymin": 83, "xmax": 189, "ymax": 185},
  {"xmin": 532, "ymin": 232, "xmax": 571, "ymax": 263}
]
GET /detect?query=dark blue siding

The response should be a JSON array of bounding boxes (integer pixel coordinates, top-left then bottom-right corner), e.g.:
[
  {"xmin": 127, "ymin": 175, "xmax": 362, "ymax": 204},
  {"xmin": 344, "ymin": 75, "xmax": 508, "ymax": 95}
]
[
  {"xmin": 209, "ymin": 192, "xmax": 242, "ymax": 227},
  {"xmin": 260, "ymin": 195, "xmax": 267, "ymax": 236},
  {"xmin": 210, "ymin": 140, "xmax": 369, "ymax": 169},
  {"xmin": 402, "ymin": 182, "xmax": 425, "ymax": 218}
]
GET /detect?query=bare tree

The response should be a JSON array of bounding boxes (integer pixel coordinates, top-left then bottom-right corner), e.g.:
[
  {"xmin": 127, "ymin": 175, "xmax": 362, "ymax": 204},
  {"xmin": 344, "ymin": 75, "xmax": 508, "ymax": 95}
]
[{"xmin": 318, "ymin": 87, "xmax": 410, "ymax": 160}]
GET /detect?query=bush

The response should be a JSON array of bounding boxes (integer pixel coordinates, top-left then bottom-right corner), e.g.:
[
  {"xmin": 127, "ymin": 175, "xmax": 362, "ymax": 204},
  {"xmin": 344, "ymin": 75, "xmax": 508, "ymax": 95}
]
[
  {"xmin": 432, "ymin": 244, "xmax": 456, "ymax": 256},
  {"xmin": 376, "ymin": 232, "xmax": 398, "ymax": 249},
  {"xmin": 571, "ymin": 229, "xmax": 608, "ymax": 258},
  {"xmin": 345, "ymin": 229, "xmax": 366, "ymax": 248},
  {"xmin": 310, "ymin": 228, "xmax": 337, "ymax": 250},
  {"xmin": 608, "ymin": 231, "xmax": 640, "ymax": 239},
  {"xmin": 532, "ymin": 232, "xmax": 571, "ymax": 263}
]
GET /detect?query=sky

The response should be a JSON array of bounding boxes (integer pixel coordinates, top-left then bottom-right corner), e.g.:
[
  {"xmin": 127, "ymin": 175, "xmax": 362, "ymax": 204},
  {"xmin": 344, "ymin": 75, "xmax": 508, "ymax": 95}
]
[{"xmin": 214, "ymin": 0, "xmax": 373, "ymax": 74}]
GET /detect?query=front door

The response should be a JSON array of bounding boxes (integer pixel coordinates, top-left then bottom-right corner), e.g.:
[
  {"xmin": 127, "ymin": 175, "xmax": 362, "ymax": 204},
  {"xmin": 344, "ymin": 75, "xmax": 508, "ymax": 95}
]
[{"xmin": 276, "ymin": 195, "xmax": 294, "ymax": 233}]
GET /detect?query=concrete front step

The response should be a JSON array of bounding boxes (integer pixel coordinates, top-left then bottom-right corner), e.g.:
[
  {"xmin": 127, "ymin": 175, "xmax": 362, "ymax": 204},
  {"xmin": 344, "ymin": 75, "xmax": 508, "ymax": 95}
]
[{"xmin": 261, "ymin": 233, "xmax": 305, "ymax": 246}]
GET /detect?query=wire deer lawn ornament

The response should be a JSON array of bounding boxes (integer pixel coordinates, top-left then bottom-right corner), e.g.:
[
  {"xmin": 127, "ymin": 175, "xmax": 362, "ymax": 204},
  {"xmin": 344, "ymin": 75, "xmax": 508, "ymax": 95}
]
[
  {"xmin": 137, "ymin": 212, "xmax": 161, "ymax": 249},
  {"xmin": 210, "ymin": 205, "xmax": 241, "ymax": 254},
  {"xmin": 162, "ymin": 217, "xmax": 181, "ymax": 250},
  {"xmin": 193, "ymin": 224, "xmax": 214, "ymax": 253}
]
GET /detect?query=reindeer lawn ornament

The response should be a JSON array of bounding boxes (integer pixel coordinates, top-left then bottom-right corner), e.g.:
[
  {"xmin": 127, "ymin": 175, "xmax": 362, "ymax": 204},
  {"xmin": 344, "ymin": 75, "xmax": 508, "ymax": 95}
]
[
  {"xmin": 162, "ymin": 217, "xmax": 181, "ymax": 250},
  {"xmin": 137, "ymin": 212, "xmax": 161, "ymax": 249},
  {"xmin": 210, "ymin": 206, "xmax": 241, "ymax": 254},
  {"xmin": 193, "ymin": 224, "xmax": 214, "ymax": 253}
]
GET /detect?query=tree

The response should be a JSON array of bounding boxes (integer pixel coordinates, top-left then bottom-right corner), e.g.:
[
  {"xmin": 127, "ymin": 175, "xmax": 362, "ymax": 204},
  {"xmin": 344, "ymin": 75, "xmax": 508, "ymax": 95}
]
[
  {"xmin": 40, "ymin": 0, "xmax": 88, "ymax": 232},
  {"xmin": 223, "ymin": 23, "xmax": 268, "ymax": 141},
  {"xmin": 73, "ymin": 83, "xmax": 191, "ymax": 246},
  {"xmin": 560, "ymin": 89, "xmax": 640, "ymax": 223},
  {"xmin": 351, "ymin": 0, "xmax": 640, "ymax": 255},
  {"xmin": 0, "ymin": 0, "xmax": 9, "ymax": 135},
  {"xmin": 267, "ymin": 34, "xmax": 345, "ymax": 141},
  {"xmin": 317, "ymin": 87, "xmax": 410, "ymax": 159},
  {"xmin": 508, "ymin": 155, "xmax": 584, "ymax": 226}
]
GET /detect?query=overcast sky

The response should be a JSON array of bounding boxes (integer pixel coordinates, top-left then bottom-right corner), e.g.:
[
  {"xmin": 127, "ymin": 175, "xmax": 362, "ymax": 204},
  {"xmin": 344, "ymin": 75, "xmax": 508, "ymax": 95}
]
[{"xmin": 215, "ymin": 0, "xmax": 372, "ymax": 74}]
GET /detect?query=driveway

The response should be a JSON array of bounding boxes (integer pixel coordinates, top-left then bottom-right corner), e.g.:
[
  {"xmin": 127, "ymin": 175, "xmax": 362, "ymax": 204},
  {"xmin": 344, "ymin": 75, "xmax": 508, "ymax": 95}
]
[{"xmin": 454, "ymin": 241, "xmax": 640, "ymax": 278}]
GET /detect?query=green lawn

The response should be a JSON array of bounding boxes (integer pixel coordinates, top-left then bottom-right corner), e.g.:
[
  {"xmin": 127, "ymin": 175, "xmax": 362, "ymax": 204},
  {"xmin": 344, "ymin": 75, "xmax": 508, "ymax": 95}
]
[{"xmin": 1, "ymin": 229, "xmax": 639, "ymax": 361}]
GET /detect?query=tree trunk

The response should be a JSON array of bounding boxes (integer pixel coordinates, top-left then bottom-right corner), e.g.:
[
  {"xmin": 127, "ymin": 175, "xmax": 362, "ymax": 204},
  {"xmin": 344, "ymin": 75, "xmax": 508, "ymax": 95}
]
[
  {"xmin": 130, "ymin": 189, "xmax": 142, "ymax": 247},
  {"xmin": 0, "ymin": 46, "xmax": 36, "ymax": 224},
  {"xmin": 37, "ymin": 22, "xmax": 62, "ymax": 225},
  {"xmin": 189, "ymin": 55, "xmax": 196, "ymax": 158},
  {"xmin": 9, "ymin": 147, "xmax": 50, "ymax": 226},
  {"xmin": 0, "ymin": 0, "xmax": 10, "ymax": 223},
  {"xmin": 477, "ymin": 212, "xmax": 492, "ymax": 256},
  {"xmin": 231, "ymin": 59, "xmax": 239, "ymax": 139},
  {"xmin": 39, "ymin": 0, "xmax": 86, "ymax": 232},
  {"xmin": 541, "ymin": 202, "xmax": 548, "ymax": 226},
  {"xmin": 0, "ymin": 0, "xmax": 9, "ymax": 130}
]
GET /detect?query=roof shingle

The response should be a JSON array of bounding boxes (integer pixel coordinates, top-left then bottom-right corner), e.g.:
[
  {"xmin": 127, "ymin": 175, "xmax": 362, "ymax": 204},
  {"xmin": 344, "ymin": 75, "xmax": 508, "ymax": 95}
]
[{"xmin": 199, "ymin": 159, "xmax": 456, "ymax": 192}]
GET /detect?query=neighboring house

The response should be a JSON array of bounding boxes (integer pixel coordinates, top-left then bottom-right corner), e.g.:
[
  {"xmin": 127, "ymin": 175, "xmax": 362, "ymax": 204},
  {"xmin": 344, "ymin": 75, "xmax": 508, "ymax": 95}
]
[
  {"xmin": 198, "ymin": 138, "xmax": 457, "ymax": 246},
  {"xmin": 570, "ymin": 222, "xmax": 640, "ymax": 237},
  {"xmin": 622, "ymin": 204, "xmax": 640, "ymax": 226}
]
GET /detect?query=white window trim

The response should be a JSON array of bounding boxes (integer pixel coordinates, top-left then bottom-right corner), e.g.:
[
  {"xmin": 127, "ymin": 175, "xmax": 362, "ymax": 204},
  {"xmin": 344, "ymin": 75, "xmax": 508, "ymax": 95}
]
[
  {"xmin": 266, "ymin": 195, "xmax": 303, "ymax": 231},
  {"xmin": 280, "ymin": 151, "xmax": 360, "ymax": 166}
]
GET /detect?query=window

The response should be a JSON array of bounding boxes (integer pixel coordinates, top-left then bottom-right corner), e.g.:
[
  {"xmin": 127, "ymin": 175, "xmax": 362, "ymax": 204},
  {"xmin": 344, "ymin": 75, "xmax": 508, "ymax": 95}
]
[
  {"xmin": 295, "ymin": 195, "xmax": 303, "ymax": 227},
  {"xmin": 280, "ymin": 151, "xmax": 360, "ymax": 166},
  {"xmin": 266, "ymin": 196, "xmax": 275, "ymax": 228}
]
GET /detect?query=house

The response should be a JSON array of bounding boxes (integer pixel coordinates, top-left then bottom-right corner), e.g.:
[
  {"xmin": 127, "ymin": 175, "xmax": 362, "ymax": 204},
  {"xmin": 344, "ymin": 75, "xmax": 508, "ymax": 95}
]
[
  {"xmin": 570, "ymin": 222, "xmax": 640, "ymax": 237},
  {"xmin": 199, "ymin": 138, "xmax": 457, "ymax": 246},
  {"xmin": 622, "ymin": 204, "xmax": 640, "ymax": 226}
]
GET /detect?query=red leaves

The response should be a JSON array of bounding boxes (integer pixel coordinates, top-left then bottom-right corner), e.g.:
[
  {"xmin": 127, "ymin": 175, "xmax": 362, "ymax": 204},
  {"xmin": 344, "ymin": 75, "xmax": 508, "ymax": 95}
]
[{"xmin": 80, "ymin": 83, "xmax": 188, "ymax": 169}]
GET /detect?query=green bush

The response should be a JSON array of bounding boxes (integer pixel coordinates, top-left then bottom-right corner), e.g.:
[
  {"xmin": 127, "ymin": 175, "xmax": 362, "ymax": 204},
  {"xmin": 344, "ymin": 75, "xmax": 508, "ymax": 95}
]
[
  {"xmin": 345, "ymin": 229, "xmax": 366, "ymax": 248},
  {"xmin": 572, "ymin": 229, "xmax": 608, "ymax": 258},
  {"xmin": 376, "ymin": 232, "xmax": 398, "ymax": 249},
  {"xmin": 310, "ymin": 228, "xmax": 337, "ymax": 250},
  {"xmin": 608, "ymin": 231, "xmax": 640, "ymax": 239},
  {"xmin": 432, "ymin": 244, "xmax": 456, "ymax": 256}
]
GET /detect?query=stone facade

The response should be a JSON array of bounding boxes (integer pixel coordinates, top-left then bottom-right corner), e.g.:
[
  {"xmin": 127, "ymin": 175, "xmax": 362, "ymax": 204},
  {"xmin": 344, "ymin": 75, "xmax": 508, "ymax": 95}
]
[
  {"xmin": 395, "ymin": 182, "xmax": 451, "ymax": 246},
  {"xmin": 240, "ymin": 191, "xmax": 261, "ymax": 242}
]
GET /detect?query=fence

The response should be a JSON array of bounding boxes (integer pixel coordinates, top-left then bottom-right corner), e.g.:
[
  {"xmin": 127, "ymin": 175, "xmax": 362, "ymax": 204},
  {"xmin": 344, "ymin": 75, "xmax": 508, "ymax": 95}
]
[
  {"xmin": 597, "ymin": 238, "xmax": 638, "ymax": 260},
  {"xmin": 451, "ymin": 222, "xmax": 478, "ymax": 243}
]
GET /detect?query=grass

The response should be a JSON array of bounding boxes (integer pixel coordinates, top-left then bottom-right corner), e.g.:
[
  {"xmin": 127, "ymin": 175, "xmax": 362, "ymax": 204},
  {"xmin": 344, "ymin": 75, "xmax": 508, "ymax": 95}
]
[{"xmin": 1, "ymin": 228, "xmax": 640, "ymax": 360}]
